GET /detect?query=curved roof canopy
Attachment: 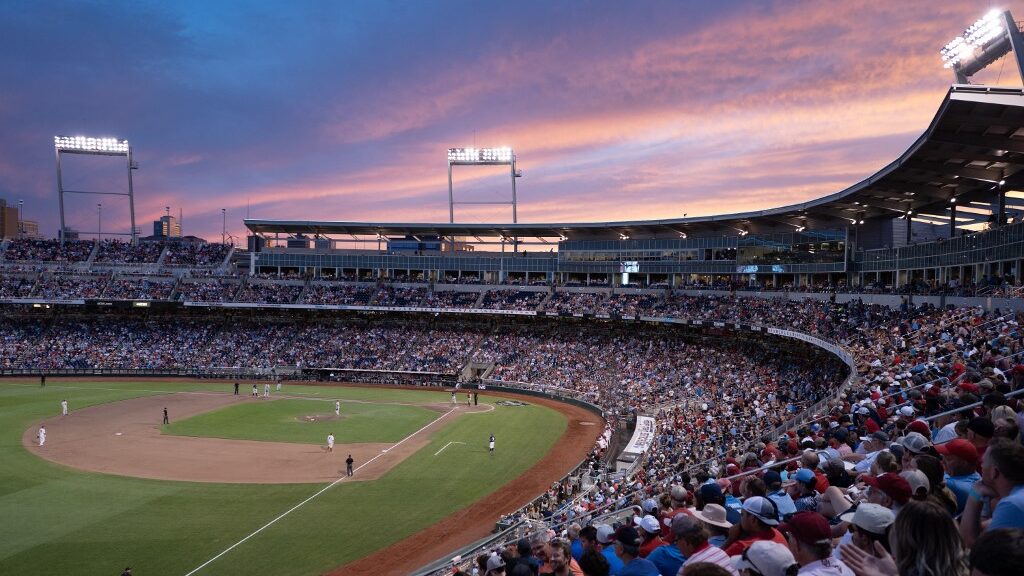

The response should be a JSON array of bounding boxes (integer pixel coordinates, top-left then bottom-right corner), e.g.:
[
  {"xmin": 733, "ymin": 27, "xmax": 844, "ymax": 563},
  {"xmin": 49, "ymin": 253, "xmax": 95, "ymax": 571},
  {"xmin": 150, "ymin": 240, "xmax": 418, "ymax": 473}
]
[{"xmin": 246, "ymin": 85, "xmax": 1024, "ymax": 241}]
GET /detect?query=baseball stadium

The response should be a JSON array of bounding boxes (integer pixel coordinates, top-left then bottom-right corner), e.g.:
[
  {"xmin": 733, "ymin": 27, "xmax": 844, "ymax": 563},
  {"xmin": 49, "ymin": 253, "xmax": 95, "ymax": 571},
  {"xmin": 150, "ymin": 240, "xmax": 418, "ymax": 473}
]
[{"xmin": 4, "ymin": 5, "xmax": 1024, "ymax": 576}]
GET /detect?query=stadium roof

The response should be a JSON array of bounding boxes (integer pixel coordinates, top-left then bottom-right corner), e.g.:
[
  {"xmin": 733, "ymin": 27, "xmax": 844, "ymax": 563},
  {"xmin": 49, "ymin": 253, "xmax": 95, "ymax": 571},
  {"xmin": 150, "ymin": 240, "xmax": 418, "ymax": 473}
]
[{"xmin": 246, "ymin": 85, "xmax": 1024, "ymax": 240}]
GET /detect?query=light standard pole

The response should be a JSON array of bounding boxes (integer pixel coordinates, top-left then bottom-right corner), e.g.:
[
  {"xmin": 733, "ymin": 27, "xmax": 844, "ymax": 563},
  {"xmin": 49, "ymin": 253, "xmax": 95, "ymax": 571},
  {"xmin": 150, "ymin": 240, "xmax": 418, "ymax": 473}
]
[
  {"xmin": 97, "ymin": 203, "xmax": 103, "ymax": 241},
  {"xmin": 221, "ymin": 208, "xmax": 226, "ymax": 245},
  {"xmin": 17, "ymin": 200, "xmax": 23, "ymax": 236}
]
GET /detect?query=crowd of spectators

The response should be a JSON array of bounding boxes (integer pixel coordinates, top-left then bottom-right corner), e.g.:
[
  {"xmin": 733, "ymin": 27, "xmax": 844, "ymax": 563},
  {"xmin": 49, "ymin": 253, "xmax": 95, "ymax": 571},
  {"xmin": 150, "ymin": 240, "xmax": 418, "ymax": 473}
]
[
  {"xmin": 33, "ymin": 274, "xmax": 109, "ymax": 299},
  {"xmin": 175, "ymin": 280, "xmax": 239, "ymax": 302},
  {"xmin": 303, "ymin": 284, "xmax": 376, "ymax": 305},
  {"xmin": 375, "ymin": 287, "xmax": 427, "ymax": 307},
  {"xmin": 163, "ymin": 242, "xmax": 231, "ymax": 267},
  {"xmin": 547, "ymin": 292, "xmax": 608, "ymax": 315},
  {"xmin": 103, "ymin": 277, "xmax": 175, "ymax": 300},
  {"xmin": 1, "ymin": 281, "xmax": 1023, "ymax": 576},
  {"xmin": 481, "ymin": 289, "xmax": 547, "ymax": 311},
  {"xmin": 424, "ymin": 290, "xmax": 482, "ymax": 308},
  {"xmin": 2, "ymin": 239, "xmax": 93, "ymax": 263},
  {"xmin": 0, "ymin": 275, "xmax": 35, "ymax": 298},
  {"xmin": 93, "ymin": 240, "xmax": 163, "ymax": 264},
  {"xmin": 236, "ymin": 282, "xmax": 302, "ymax": 304}
]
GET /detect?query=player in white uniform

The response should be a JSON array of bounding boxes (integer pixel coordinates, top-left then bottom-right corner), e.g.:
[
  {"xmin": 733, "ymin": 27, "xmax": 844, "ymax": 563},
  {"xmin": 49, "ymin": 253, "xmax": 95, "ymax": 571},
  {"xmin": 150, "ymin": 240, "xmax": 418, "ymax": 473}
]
[
  {"xmin": 489, "ymin": 433, "xmax": 495, "ymax": 454},
  {"xmin": 38, "ymin": 425, "xmax": 46, "ymax": 447},
  {"xmin": 276, "ymin": 378, "xmax": 282, "ymax": 392},
  {"xmin": 263, "ymin": 383, "xmax": 271, "ymax": 398},
  {"xmin": 327, "ymin": 433, "xmax": 335, "ymax": 452},
  {"xmin": 335, "ymin": 401, "xmax": 341, "ymax": 416},
  {"xmin": 61, "ymin": 399, "xmax": 68, "ymax": 416}
]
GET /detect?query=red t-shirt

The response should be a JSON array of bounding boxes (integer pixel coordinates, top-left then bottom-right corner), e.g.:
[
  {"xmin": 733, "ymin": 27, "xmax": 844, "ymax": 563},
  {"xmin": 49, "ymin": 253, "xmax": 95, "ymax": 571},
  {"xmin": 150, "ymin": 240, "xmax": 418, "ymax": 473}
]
[{"xmin": 723, "ymin": 528, "xmax": 788, "ymax": 556}]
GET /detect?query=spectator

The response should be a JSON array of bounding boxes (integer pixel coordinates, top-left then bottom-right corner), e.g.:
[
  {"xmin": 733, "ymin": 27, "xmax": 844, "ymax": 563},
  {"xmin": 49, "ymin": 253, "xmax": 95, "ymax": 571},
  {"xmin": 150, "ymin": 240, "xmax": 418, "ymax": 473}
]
[
  {"xmin": 723, "ymin": 497, "xmax": 787, "ymax": 556},
  {"xmin": 730, "ymin": 541, "xmax": 797, "ymax": 576},
  {"xmin": 672, "ymin": 513, "xmax": 736, "ymax": 575},
  {"xmin": 611, "ymin": 526, "xmax": 659, "ymax": 576},
  {"xmin": 778, "ymin": 511, "xmax": 853, "ymax": 575},
  {"xmin": 960, "ymin": 438, "xmax": 1024, "ymax": 547},
  {"xmin": 968, "ymin": 528, "xmax": 1024, "ymax": 576}
]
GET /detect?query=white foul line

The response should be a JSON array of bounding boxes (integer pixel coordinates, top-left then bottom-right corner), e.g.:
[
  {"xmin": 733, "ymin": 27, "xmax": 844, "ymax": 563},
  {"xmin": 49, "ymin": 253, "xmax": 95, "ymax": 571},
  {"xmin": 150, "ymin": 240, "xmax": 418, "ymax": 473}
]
[
  {"xmin": 433, "ymin": 441, "xmax": 465, "ymax": 456},
  {"xmin": 182, "ymin": 406, "xmax": 457, "ymax": 576}
]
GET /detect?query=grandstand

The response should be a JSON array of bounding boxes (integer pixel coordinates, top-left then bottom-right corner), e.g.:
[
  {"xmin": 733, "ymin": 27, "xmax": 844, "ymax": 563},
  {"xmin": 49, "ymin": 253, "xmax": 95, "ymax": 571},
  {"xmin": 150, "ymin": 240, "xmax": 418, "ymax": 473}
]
[{"xmin": 4, "ymin": 10, "xmax": 1024, "ymax": 576}]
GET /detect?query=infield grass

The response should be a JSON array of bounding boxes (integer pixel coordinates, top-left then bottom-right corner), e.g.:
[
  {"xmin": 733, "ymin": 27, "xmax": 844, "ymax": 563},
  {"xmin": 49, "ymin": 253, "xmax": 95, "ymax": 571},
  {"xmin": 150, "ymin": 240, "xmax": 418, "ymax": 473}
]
[
  {"xmin": 164, "ymin": 398, "xmax": 439, "ymax": 444},
  {"xmin": 0, "ymin": 378, "xmax": 570, "ymax": 576}
]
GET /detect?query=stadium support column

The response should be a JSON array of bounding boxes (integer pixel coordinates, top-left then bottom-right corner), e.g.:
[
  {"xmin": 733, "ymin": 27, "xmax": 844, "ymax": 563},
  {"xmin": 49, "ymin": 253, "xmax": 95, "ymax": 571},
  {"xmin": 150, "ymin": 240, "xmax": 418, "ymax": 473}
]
[
  {"xmin": 1005, "ymin": 10, "xmax": 1024, "ymax": 87},
  {"xmin": 998, "ymin": 187, "xmax": 1007, "ymax": 226},
  {"xmin": 906, "ymin": 216, "xmax": 912, "ymax": 245},
  {"xmin": 950, "ymin": 202, "xmax": 957, "ymax": 238},
  {"xmin": 448, "ymin": 162, "xmax": 454, "ymax": 224},
  {"xmin": 55, "ymin": 147, "xmax": 65, "ymax": 246},
  {"xmin": 127, "ymin": 146, "xmax": 137, "ymax": 245}
]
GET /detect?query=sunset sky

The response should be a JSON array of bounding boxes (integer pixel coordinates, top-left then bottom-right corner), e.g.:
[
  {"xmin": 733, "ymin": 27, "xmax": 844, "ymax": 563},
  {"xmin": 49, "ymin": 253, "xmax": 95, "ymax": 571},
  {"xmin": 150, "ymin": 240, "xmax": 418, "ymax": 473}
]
[{"xmin": 0, "ymin": 1, "xmax": 1019, "ymax": 241}]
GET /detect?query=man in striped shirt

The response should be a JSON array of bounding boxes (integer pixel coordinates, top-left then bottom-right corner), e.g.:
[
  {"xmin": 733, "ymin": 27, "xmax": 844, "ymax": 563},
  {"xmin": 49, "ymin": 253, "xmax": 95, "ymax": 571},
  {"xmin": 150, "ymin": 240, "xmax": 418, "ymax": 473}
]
[{"xmin": 671, "ymin": 513, "xmax": 738, "ymax": 575}]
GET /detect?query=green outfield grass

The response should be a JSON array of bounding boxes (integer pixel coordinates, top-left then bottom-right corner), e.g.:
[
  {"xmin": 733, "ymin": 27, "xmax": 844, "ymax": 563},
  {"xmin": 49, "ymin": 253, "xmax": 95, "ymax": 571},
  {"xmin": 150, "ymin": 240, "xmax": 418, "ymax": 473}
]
[
  {"xmin": 0, "ymin": 379, "xmax": 570, "ymax": 575},
  {"xmin": 164, "ymin": 398, "xmax": 439, "ymax": 444}
]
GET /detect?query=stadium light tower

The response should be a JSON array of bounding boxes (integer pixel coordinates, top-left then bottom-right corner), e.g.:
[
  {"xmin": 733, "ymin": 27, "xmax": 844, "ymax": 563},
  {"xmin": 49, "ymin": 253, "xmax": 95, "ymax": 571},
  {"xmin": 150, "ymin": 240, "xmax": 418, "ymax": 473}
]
[
  {"xmin": 940, "ymin": 9, "xmax": 1024, "ymax": 85},
  {"xmin": 54, "ymin": 135, "xmax": 138, "ymax": 245},
  {"xmin": 447, "ymin": 147, "xmax": 522, "ymax": 223}
]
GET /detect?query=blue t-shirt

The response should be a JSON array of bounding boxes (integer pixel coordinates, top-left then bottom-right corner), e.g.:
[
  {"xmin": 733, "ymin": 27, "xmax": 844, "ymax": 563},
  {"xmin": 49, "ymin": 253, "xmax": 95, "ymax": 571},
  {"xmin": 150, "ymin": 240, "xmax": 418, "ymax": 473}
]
[
  {"xmin": 619, "ymin": 556, "xmax": 662, "ymax": 576},
  {"xmin": 571, "ymin": 538, "xmax": 584, "ymax": 562},
  {"xmin": 768, "ymin": 490, "xmax": 797, "ymax": 521},
  {"xmin": 603, "ymin": 546, "xmax": 625, "ymax": 576},
  {"xmin": 646, "ymin": 544, "xmax": 685, "ymax": 576},
  {"xmin": 945, "ymin": 472, "xmax": 981, "ymax": 514},
  {"xmin": 990, "ymin": 485, "xmax": 1024, "ymax": 529}
]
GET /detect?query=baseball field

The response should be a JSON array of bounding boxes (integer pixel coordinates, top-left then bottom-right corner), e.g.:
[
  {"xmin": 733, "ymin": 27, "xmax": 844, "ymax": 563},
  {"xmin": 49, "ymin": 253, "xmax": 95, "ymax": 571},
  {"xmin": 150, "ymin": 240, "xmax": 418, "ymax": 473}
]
[{"xmin": 0, "ymin": 378, "xmax": 600, "ymax": 575}]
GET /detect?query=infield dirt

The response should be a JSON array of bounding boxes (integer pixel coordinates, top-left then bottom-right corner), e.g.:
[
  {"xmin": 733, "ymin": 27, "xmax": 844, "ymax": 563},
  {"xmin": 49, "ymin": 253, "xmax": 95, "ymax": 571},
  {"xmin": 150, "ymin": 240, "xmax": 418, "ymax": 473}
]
[{"xmin": 21, "ymin": 391, "xmax": 486, "ymax": 483}]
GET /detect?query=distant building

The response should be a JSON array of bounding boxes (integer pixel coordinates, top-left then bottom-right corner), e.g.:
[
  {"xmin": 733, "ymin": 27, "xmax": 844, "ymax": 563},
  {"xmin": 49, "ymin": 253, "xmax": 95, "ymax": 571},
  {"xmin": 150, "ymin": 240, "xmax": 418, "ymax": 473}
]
[
  {"xmin": 19, "ymin": 220, "xmax": 39, "ymax": 238},
  {"xmin": 0, "ymin": 199, "xmax": 19, "ymax": 239},
  {"xmin": 153, "ymin": 215, "xmax": 182, "ymax": 238}
]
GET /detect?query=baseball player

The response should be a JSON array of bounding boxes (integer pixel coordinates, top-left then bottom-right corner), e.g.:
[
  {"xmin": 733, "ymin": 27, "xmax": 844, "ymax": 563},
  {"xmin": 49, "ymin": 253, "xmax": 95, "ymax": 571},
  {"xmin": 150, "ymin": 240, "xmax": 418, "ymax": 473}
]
[
  {"xmin": 327, "ymin": 433, "xmax": 335, "ymax": 452},
  {"xmin": 233, "ymin": 382, "xmax": 239, "ymax": 395},
  {"xmin": 163, "ymin": 407, "xmax": 169, "ymax": 425},
  {"xmin": 489, "ymin": 433, "xmax": 495, "ymax": 454},
  {"xmin": 61, "ymin": 399, "xmax": 68, "ymax": 416},
  {"xmin": 466, "ymin": 393, "xmax": 471, "ymax": 406},
  {"xmin": 38, "ymin": 425, "xmax": 46, "ymax": 447},
  {"xmin": 252, "ymin": 384, "xmax": 258, "ymax": 397},
  {"xmin": 263, "ymin": 383, "xmax": 270, "ymax": 398},
  {"xmin": 451, "ymin": 391, "xmax": 456, "ymax": 406},
  {"xmin": 276, "ymin": 378, "xmax": 282, "ymax": 392},
  {"xmin": 346, "ymin": 454, "xmax": 354, "ymax": 476},
  {"xmin": 335, "ymin": 401, "xmax": 341, "ymax": 417}
]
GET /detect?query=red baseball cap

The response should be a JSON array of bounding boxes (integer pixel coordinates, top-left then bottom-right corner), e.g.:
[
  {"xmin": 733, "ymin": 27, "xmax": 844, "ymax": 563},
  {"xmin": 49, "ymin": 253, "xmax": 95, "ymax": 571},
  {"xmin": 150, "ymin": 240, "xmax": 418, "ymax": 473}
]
[
  {"xmin": 959, "ymin": 382, "xmax": 981, "ymax": 395},
  {"xmin": 935, "ymin": 439, "xmax": 979, "ymax": 465},
  {"xmin": 862, "ymin": 473, "xmax": 912, "ymax": 505},
  {"xmin": 906, "ymin": 420, "xmax": 930, "ymax": 437},
  {"xmin": 779, "ymin": 511, "xmax": 831, "ymax": 545}
]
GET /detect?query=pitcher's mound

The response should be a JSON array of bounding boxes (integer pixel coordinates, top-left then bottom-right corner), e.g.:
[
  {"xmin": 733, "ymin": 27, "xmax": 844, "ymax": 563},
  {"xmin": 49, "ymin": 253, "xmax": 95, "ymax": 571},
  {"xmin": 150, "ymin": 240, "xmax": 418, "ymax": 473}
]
[{"xmin": 298, "ymin": 413, "xmax": 346, "ymax": 423}]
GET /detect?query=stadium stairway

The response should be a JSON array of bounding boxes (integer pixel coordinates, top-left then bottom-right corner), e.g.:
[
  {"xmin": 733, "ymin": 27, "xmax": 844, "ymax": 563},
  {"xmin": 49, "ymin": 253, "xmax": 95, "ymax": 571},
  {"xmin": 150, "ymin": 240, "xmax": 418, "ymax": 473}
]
[
  {"xmin": 231, "ymin": 275, "xmax": 248, "ymax": 302},
  {"xmin": 535, "ymin": 289, "xmax": 554, "ymax": 312},
  {"xmin": 296, "ymin": 276, "xmax": 312, "ymax": 303},
  {"xmin": 155, "ymin": 244, "xmax": 170, "ymax": 268},
  {"xmin": 217, "ymin": 245, "xmax": 235, "ymax": 272},
  {"xmin": 167, "ymin": 276, "xmax": 184, "ymax": 301},
  {"xmin": 472, "ymin": 289, "xmax": 487, "ymax": 308},
  {"xmin": 84, "ymin": 241, "xmax": 99, "ymax": 268}
]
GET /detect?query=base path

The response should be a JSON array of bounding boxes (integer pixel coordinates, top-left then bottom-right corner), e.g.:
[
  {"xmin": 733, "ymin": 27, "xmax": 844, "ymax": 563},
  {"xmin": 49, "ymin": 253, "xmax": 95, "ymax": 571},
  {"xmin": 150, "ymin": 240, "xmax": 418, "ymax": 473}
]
[{"xmin": 21, "ymin": 392, "xmax": 483, "ymax": 484}]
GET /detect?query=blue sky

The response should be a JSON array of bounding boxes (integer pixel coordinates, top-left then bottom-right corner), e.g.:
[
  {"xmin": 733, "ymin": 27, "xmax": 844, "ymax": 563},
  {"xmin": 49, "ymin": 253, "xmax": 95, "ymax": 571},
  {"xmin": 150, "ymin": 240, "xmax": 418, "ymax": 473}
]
[{"xmin": 0, "ymin": 1, "xmax": 1017, "ymax": 241}]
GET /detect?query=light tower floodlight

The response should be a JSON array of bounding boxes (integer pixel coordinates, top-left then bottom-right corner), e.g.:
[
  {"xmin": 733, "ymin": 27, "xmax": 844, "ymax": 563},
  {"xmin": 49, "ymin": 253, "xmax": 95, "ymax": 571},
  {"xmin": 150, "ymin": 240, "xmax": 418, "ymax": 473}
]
[
  {"xmin": 939, "ymin": 9, "xmax": 1024, "ymax": 85},
  {"xmin": 447, "ymin": 147, "xmax": 521, "ymax": 223},
  {"xmin": 54, "ymin": 135, "xmax": 138, "ymax": 245}
]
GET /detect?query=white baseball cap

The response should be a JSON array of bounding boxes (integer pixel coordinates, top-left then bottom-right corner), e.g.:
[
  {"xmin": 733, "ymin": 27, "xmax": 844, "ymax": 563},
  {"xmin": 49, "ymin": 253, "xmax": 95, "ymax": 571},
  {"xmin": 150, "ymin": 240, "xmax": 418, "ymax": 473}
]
[
  {"xmin": 731, "ymin": 541, "xmax": 798, "ymax": 576},
  {"xmin": 838, "ymin": 503, "xmax": 895, "ymax": 535}
]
